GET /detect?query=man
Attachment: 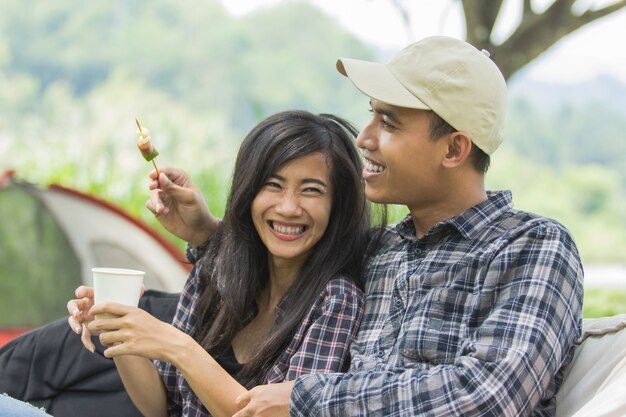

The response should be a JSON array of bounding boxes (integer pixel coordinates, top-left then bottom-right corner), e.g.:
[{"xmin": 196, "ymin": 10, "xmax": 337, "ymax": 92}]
[
  {"xmin": 150, "ymin": 36, "xmax": 584, "ymax": 416},
  {"xmin": 232, "ymin": 36, "xmax": 583, "ymax": 416}
]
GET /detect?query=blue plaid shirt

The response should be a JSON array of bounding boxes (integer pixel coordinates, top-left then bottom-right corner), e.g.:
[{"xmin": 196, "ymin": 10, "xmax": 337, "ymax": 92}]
[{"xmin": 291, "ymin": 190, "xmax": 584, "ymax": 416}]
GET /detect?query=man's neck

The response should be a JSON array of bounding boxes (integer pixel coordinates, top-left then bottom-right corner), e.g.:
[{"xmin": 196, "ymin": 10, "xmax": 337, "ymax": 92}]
[{"xmin": 409, "ymin": 185, "xmax": 487, "ymax": 239}]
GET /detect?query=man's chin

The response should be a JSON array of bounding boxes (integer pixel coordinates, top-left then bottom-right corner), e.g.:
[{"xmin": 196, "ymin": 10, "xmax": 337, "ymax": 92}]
[{"xmin": 364, "ymin": 189, "xmax": 391, "ymax": 205}]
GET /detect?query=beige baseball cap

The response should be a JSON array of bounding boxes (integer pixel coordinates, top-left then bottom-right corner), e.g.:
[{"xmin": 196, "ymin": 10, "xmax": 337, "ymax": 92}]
[{"xmin": 337, "ymin": 36, "xmax": 507, "ymax": 155}]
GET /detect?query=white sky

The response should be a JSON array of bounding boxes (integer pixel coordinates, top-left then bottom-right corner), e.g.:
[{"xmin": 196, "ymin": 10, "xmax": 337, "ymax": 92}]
[{"xmin": 218, "ymin": 0, "xmax": 626, "ymax": 84}]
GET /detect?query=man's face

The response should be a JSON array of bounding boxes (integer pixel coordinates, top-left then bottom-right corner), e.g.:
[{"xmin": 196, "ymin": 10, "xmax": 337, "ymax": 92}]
[{"xmin": 356, "ymin": 100, "xmax": 449, "ymax": 211}]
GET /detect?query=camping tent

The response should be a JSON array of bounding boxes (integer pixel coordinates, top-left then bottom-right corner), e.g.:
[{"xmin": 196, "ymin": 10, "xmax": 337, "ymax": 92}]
[{"xmin": 0, "ymin": 170, "xmax": 189, "ymax": 343}]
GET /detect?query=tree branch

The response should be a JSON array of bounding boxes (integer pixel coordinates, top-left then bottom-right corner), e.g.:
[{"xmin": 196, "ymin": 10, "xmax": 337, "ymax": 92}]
[
  {"xmin": 581, "ymin": 0, "xmax": 626, "ymax": 23},
  {"xmin": 462, "ymin": 0, "xmax": 504, "ymax": 48},
  {"xmin": 480, "ymin": 0, "xmax": 626, "ymax": 79},
  {"xmin": 522, "ymin": 0, "xmax": 534, "ymax": 20}
]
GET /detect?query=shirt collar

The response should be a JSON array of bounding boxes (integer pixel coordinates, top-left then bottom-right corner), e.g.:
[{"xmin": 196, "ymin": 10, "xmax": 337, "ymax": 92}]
[
  {"xmin": 394, "ymin": 190, "xmax": 513, "ymax": 241},
  {"xmin": 244, "ymin": 294, "xmax": 288, "ymax": 325}
]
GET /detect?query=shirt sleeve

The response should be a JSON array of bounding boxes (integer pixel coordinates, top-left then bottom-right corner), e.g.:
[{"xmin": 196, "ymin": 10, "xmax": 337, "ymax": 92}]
[
  {"xmin": 185, "ymin": 240, "xmax": 210, "ymax": 264},
  {"xmin": 270, "ymin": 278, "xmax": 364, "ymax": 383},
  {"xmin": 153, "ymin": 262, "xmax": 202, "ymax": 416},
  {"xmin": 291, "ymin": 222, "xmax": 584, "ymax": 416}
]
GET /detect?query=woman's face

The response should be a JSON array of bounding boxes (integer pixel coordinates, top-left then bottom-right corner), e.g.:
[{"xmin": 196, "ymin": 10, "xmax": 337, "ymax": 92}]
[{"xmin": 251, "ymin": 152, "xmax": 333, "ymax": 267}]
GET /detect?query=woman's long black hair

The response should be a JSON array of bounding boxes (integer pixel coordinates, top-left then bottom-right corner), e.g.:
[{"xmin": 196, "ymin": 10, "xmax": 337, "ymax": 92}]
[{"xmin": 193, "ymin": 110, "xmax": 370, "ymax": 388}]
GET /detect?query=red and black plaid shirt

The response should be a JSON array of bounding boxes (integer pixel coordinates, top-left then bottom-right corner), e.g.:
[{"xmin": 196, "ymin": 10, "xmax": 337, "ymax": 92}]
[{"xmin": 155, "ymin": 247, "xmax": 364, "ymax": 417}]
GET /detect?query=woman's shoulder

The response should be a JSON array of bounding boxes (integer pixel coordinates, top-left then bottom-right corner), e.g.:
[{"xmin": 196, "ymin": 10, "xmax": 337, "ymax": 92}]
[
  {"xmin": 294, "ymin": 276, "xmax": 364, "ymax": 328},
  {"xmin": 321, "ymin": 276, "xmax": 364, "ymax": 302}
]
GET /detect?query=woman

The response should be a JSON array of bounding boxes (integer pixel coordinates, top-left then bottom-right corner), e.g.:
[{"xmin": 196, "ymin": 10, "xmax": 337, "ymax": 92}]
[{"xmin": 67, "ymin": 110, "xmax": 371, "ymax": 417}]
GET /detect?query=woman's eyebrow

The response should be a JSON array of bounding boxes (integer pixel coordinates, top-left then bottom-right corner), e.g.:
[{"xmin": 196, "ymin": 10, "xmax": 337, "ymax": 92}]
[
  {"xmin": 272, "ymin": 174, "xmax": 328, "ymax": 187},
  {"xmin": 300, "ymin": 178, "xmax": 328, "ymax": 187}
]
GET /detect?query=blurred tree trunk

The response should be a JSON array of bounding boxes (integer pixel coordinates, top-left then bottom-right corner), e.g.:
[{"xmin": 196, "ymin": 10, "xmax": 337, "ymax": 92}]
[{"xmin": 389, "ymin": 0, "xmax": 626, "ymax": 80}]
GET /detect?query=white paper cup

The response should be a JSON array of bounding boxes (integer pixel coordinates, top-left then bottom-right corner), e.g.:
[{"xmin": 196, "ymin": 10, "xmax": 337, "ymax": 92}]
[{"xmin": 92, "ymin": 268, "xmax": 145, "ymax": 317}]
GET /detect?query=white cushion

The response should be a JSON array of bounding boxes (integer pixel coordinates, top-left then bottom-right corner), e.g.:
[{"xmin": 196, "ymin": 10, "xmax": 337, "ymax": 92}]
[{"xmin": 556, "ymin": 314, "xmax": 626, "ymax": 417}]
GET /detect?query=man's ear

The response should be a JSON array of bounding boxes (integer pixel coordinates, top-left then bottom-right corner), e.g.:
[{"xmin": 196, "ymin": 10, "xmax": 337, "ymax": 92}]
[{"xmin": 442, "ymin": 132, "xmax": 472, "ymax": 168}]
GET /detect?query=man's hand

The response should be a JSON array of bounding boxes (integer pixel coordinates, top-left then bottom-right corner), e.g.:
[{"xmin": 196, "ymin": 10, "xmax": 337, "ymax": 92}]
[
  {"xmin": 146, "ymin": 167, "xmax": 219, "ymax": 247},
  {"xmin": 233, "ymin": 381, "xmax": 295, "ymax": 417}
]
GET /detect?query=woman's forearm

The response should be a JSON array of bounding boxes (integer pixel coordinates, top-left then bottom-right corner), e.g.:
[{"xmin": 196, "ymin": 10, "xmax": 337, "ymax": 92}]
[
  {"xmin": 114, "ymin": 355, "xmax": 169, "ymax": 417},
  {"xmin": 171, "ymin": 335, "xmax": 248, "ymax": 417}
]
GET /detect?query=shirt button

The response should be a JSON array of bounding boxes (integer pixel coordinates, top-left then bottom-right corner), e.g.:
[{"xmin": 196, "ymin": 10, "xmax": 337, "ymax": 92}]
[
  {"xmin": 378, "ymin": 349, "xmax": 385, "ymax": 358},
  {"xmin": 395, "ymin": 299, "xmax": 403, "ymax": 308}
]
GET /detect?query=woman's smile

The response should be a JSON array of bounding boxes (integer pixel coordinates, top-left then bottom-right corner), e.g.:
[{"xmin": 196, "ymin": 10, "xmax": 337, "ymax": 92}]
[{"xmin": 268, "ymin": 220, "xmax": 308, "ymax": 240}]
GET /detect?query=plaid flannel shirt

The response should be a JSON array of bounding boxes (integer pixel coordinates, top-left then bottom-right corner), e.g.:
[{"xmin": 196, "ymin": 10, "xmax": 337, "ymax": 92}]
[
  {"xmin": 291, "ymin": 190, "xmax": 584, "ymax": 417},
  {"xmin": 155, "ymin": 248, "xmax": 364, "ymax": 417}
]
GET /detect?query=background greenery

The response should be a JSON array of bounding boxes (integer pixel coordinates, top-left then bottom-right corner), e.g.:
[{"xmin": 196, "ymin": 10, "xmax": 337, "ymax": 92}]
[{"xmin": 0, "ymin": 0, "xmax": 624, "ymax": 321}]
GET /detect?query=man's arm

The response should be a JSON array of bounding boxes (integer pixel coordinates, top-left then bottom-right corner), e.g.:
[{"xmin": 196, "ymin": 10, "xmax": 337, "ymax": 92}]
[{"xmin": 292, "ymin": 222, "xmax": 584, "ymax": 416}]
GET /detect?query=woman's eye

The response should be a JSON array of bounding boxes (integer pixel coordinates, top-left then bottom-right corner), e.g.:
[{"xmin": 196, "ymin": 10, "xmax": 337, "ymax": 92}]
[
  {"xmin": 265, "ymin": 181, "xmax": 281, "ymax": 189},
  {"xmin": 303, "ymin": 187, "xmax": 323, "ymax": 194}
]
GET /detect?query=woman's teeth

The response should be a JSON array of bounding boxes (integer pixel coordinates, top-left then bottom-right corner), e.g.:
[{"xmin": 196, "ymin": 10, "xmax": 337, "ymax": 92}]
[
  {"xmin": 272, "ymin": 223, "xmax": 305, "ymax": 235},
  {"xmin": 365, "ymin": 159, "xmax": 385, "ymax": 173}
]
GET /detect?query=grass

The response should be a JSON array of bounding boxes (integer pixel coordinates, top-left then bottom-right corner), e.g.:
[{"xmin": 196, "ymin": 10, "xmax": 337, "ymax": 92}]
[{"xmin": 583, "ymin": 288, "xmax": 626, "ymax": 318}]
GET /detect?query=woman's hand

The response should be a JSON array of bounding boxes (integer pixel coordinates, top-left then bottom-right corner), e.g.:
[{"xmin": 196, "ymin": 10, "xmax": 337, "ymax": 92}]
[
  {"xmin": 67, "ymin": 286, "xmax": 97, "ymax": 352},
  {"xmin": 87, "ymin": 303, "xmax": 188, "ymax": 362},
  {"xmin": 146, "ymin": 167, "xmax": 219, "ymax": 247}
]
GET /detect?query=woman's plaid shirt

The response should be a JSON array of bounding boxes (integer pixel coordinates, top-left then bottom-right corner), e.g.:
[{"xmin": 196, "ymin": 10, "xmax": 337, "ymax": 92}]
[{"xmin": 155, "ymin": 250, "xmax": 364, "ymax": 417}]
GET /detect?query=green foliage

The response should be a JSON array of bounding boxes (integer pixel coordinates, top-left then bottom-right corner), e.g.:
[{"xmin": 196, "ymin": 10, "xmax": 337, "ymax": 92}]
[
  {"xmin": 0, "ymin": 0, "xmax": 371, "ymax": 134},
  {"xmin": 584, "ymin": 289, "xmax": 626, "ymax": 318},
  {"xmin": 488, "ymin": 148, "xmax": 626, "ymax": 263},
  {"xmin": 0, "ymin": 0, "xmax": 625, "ymax": 269},
  {"xmin": 0, "ymin": 186, "xmax": 81, "ymax": 326},
  {"xmin": 507, "ymin": 94, "xmax": 626, "ymax": 187}
]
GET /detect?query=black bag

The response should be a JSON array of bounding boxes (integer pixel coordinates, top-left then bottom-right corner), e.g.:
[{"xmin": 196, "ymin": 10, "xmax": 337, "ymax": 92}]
[{"xmin": 0, "ymin": 290, "xmax": 179, "ymax": 417}]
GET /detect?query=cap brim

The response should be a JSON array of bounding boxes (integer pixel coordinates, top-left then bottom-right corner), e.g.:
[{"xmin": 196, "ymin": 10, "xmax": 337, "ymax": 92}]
[{"xmin": 337, "ymin": 58, "xmax": 430, "ymax": 110}]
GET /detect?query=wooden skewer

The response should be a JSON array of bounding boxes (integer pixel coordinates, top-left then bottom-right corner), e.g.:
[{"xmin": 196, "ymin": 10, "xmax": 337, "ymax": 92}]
[
  {"xmin": 135, "ymin": 117, "xmax": 144, "ymax": 135},
  {"xmin": 152, "ymin": 159, "xmax": 160, "ymax": 180},
  {"xmin": 135, "ymin": 116, "xmax": 160, "ymax": 185}
]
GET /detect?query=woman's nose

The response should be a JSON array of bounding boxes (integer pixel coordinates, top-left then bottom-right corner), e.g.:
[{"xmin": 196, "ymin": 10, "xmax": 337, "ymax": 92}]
[{"xmin": 275, "ymin": 194, "xmax": 302, "ymax": 216}]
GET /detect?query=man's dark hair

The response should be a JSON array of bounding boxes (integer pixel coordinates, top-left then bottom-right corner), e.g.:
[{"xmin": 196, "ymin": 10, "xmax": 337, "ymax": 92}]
[{"xmin": 427, "ymin": 111, "xmax": 490, "ymax": 173}]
